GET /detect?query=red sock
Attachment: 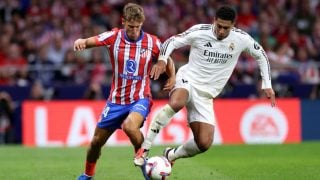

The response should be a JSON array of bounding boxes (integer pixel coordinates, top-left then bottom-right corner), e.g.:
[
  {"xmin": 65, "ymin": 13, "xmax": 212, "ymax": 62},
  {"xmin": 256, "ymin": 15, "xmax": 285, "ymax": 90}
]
[{"xmin": 85, "ymin": 161, "xmax": 96, "ymax": 176}]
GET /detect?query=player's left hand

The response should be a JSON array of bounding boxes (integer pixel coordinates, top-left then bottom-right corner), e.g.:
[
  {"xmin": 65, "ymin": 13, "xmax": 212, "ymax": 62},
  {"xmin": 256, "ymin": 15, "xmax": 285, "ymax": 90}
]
[
  {"xmin": 150, "ymin": 60, "xmax": 166, "ymax": 80},
  {"xmin": 263, "ymin": 88, "xmax": 276, "ymax": 107},
  {"xmin": 163, "ymin": 76, "xmax": 175, "ymax": 91}
]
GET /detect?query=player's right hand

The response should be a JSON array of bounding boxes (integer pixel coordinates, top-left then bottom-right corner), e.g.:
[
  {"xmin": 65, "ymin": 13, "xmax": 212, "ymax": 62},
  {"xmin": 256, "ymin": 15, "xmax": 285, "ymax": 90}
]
[
  {"xmin": 150, "ymin": 60, "xmax": 166, "ymax": 80},
  {"xmin": 163, "ymin": 76, "xmax": 175, "ymax": 91},
  {"xmin": 263, "ymin": 88, "xmax": 276, "ymax": 107},
  {"xmin": 73, "ymin": 39, "xmax": 87, "ymax": 51}
]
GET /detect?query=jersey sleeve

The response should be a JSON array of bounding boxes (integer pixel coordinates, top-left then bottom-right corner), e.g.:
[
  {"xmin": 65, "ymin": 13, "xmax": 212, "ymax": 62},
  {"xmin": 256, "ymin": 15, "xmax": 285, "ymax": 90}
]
[
  {"xmin": 158, "ymin": 25, "xmax": 198, "ymax": 62},
  {"xmin": 94, "ymin": 28, "xmax": 118, "ymax": 46},
  {"xmin": 151, "ymin": 36, "xmax": 161, "ymax": 63},
  {"xmin": 244, "ymin": 35, "xmax": 272, "ymax": 89}
]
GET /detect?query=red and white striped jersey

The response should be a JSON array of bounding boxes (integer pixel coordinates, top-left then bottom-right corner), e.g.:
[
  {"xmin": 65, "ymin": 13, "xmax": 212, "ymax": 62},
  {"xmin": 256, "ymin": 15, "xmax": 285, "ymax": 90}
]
[{"xmin": 94, "ymin": 28, "xmax": 161, "ymax": 104}]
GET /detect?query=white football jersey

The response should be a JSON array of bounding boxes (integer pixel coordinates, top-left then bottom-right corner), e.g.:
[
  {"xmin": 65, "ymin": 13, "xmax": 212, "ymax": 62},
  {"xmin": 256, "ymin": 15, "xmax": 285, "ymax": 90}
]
[{"xmin": 159, "ymin": 24, "xmax": 272, "ymax": 98}]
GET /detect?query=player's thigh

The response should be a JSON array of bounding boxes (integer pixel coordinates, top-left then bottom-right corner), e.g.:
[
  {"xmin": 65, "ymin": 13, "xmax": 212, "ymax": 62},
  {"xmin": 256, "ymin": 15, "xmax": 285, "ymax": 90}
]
[
  {"xmin": 169, "ymin": 88, "xmax": 190, "ymax": 112},
  {"xmin": 186, "ymin": 88, "xmax": 216, "ymax": 126},
  {"xmin": 170, "ymin": 88, "xmax": 189, "ymax": 105},
  {"xmin": 123, "ymin": 98, "xmax": 151, "ymax": 129},
  {"xmin": 169, "ymin": 72, "xmax": 192, "ymax": 110},
  {"xmin": 123, "ymin": 111, "xmax": 144, "ymax": 130},
  {"xmin": 98, "ymin": 102, "xmax": 129, "ymax": 129}
]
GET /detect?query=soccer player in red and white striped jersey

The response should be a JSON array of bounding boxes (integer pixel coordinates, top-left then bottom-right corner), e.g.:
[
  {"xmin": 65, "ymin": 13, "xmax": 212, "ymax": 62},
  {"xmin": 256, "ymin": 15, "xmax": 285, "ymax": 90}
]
[{"xmin": 74, "ymin": 3, "xmax": 175, "ymax": 180}]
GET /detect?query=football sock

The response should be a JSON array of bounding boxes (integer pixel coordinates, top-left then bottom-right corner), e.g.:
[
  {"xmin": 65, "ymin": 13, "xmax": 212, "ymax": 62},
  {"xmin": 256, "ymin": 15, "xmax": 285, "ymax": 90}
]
[
  {"xmin": 142, "ymin": 104, "xmax": 176, "ymax": 150},
  {"xmin": 85, "ymin": 161, "xmax": 96, "ymax": 176},
  {"xmin": 170, "ymin": 139, "xmax": 201, "ymax": 161}
]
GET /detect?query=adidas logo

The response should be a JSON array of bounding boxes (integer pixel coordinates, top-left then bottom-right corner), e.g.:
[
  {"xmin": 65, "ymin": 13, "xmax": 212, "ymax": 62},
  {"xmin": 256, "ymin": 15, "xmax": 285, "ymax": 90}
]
[
  {"xmin": 182, "ymin": 79, "xmax": 188, "ymax": 83},
  {"xmin": 151, "ymin": 129, "xmax": 159, "ymax": 133},
  {"xmin": 204, "ymin": 42, "xmax": 212, "ymax": 47}
]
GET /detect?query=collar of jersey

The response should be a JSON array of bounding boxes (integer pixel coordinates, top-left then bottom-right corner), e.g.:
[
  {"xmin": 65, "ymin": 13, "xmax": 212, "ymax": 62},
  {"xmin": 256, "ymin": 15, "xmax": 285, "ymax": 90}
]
[
  {"xmin": 123, "ymin": 29, "xmax": 144, "ymax": 43},
  {"xmin": 211, "ymin": 24, "xmax": 218, "ymax": 40}
]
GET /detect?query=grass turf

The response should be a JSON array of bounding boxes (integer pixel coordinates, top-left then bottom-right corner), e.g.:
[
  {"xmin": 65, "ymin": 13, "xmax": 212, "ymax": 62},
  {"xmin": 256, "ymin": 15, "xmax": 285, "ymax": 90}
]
[{"xmin": 0, "ymin": 142, "xmax": 319, "ymax": 180}]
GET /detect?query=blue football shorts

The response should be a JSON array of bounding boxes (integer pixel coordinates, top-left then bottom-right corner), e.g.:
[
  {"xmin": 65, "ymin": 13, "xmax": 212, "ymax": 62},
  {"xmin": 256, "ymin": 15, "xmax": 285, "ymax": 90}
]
[{"xmin": 97, "ymin": 98, "xmax": 152, "ymax": 130}]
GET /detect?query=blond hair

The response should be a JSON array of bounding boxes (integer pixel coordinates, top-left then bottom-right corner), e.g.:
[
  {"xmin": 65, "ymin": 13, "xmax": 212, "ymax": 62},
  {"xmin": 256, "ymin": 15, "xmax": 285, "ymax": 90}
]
[{"xmin": 123, "ymin": 3, "xmax": 145, "ymax": 22}]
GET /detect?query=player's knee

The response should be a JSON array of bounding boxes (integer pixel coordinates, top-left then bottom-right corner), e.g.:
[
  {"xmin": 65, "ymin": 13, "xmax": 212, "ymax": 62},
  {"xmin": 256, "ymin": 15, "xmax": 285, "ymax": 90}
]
[
  {"xmin": 169, "ymin": 100, "xmax": 184, "ymax": 112},
  {"xmin": 122, "ymin": 121, "xmax": 136, "ymax": 135}
]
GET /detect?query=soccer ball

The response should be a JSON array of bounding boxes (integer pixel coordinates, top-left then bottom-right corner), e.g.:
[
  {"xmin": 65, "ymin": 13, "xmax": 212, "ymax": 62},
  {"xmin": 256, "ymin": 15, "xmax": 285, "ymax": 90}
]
[{"xmin": 145, "ymin": 156, "xmax": 172, "ymax": 180}]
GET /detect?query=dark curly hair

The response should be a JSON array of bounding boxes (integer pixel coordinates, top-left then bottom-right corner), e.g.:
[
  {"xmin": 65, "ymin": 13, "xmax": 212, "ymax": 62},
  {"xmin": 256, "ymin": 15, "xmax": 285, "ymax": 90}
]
[{"xmin": 216, "ymin": 5, "xmax": 236, "ymax": 22}]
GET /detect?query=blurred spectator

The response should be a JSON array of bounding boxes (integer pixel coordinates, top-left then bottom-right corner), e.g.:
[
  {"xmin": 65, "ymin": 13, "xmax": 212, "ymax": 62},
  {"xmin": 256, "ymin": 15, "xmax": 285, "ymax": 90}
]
[
  {"xmin": 89, "ymin": 48, "xmax": 107, "ymax": 84},
  {"xmin": 267, "ymin": 42, "xmax": 299, "ymax": 84},
  {"xmin": 73, "ymin": 54, "xmax": 90, "ymax": 85},
  {"xmin": 0, "ymin": 0, "xmax": 22, "ymax": 23},
  {"xmin": 296, "ymin": 47, "xmax": 319, "ymax": 84},
  {"xmin": 231, "ymin": 53, "xmax": 257, "ymax": 85},
  {"xmin": 236, "ymin": 0, "xmax": 257, "ymax": 35},
  {"xmin": 291, "ymin": 0, "xmax": 315, "ymax": 35},
  {"xmin": 47, "ymin": 32, "xmax": 67, "ymax": 65},
  {"xmin": 29, "ymin": 45, "xmax": 56, "ymax": 88},
  {"xmin": 29, "ymin": 80, "xmax": 53, "ymax": 100},
  {"xmin": 56, "ymin": 49, "xmax": 77, "ymax": 84},
  {"xmin": 309, "ymin": 18, "xmax": 320, "ymax": 60},
  {"xmin": 0, "ymin": 42, "xmax": 28, "ymax": 86},
  {"xmin": 0, "ymin": 0, "xmax": 319, "ymax": 99},
  {"xmin": 0, "ymin": 91, "xmax": 14, "ymax": 144},
  {"xmin": 83, "ymin": 82, "xmax": 104, "ymax": 100}
]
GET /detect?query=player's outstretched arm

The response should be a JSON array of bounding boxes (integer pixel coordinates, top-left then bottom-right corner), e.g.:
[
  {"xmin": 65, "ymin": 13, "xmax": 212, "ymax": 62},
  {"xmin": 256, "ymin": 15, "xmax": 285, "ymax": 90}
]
[{"xmin": 73, "ymin": 37, "xmax": 97, "ymax": 51}]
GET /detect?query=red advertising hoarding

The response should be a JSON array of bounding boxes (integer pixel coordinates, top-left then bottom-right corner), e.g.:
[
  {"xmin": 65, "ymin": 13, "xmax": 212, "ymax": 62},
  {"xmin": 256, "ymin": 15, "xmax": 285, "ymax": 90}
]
[{"xmin": 22, "ymin": 99, "xmax": 301, "ymax": 147}]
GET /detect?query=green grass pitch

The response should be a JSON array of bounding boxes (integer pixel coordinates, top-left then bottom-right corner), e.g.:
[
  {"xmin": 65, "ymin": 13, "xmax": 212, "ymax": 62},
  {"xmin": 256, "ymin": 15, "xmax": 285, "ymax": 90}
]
[{"xmin": 1, "ymin": 142, "xmax": 320, "ymax": 180}]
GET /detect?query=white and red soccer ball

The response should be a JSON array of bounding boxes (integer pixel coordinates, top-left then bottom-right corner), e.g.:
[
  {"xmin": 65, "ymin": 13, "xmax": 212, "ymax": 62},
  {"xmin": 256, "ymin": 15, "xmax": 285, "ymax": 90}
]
[{"xmin": 145, "ymin": 156, "xmax": 172, "ymax": 180}]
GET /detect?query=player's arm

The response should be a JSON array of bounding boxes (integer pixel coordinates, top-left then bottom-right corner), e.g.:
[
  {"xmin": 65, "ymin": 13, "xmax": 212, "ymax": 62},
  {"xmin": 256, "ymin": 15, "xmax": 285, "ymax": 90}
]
[
  {"xmin": 74, "ymin": 29, "xmax": 116, "ymax": 51},
  {"xmin": 245, "ymin": 37, "xmax": 276, "ymax": 106},
  {"xmin": 163, "ymin": 56, "xmax": 176, "ymax": 91},
  {"xmin": 73, "ymin": 37, "xmax": 97, "ymax": 51},
  {"xmin": 151, "ymin": 26, "xmax": 195, "ymax": 79}
]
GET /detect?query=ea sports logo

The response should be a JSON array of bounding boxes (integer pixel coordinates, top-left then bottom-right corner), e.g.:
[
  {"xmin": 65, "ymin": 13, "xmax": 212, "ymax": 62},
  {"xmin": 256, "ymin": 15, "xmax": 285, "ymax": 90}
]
[{"xmin": 240, "ymin": 104, "xmax": 288, "ymax": 144}]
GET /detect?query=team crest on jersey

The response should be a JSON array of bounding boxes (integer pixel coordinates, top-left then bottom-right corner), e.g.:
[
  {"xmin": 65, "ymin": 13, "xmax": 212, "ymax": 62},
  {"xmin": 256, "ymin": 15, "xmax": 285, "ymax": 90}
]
[
  {"xmin": 140, "ymin": 48, "xmax": 150, "ymax": 58},
  {"xmin": 125, "ymin": 59, "xmax": 137, "ymax": 74},
  {"xmin": 229, "ymin": 43, "xmax": 235, "ymax": 51}
]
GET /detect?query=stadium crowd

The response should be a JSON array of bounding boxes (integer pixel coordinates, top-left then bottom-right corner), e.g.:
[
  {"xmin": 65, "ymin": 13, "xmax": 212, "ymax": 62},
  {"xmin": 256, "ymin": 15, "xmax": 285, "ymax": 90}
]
[{"xmin": 0, "ymin": 0, "xmax": 320, "ymax": 100}]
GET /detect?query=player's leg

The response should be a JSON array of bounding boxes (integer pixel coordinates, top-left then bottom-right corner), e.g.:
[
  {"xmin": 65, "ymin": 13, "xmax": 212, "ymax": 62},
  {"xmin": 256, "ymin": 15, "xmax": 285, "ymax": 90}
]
[
  {"xmin": 165, "ymin": 122, "xmax": 214, "ymax": 162},
  {"xmin": 122, "ymin": 98, "xmax": 152, "ymax": 153},
  {"xmin": 142, "ymin": 88, "xmax": 188, "ymax": 150},
  {"xmin": 122, "ymin": 112, "xmax": 150, "ymax": 179},
  {"xmin": 79, "ymin": 101, "xmax": 129, "ymax": 179},
  {"xmin": 133, "ymin": 88, "xmax": 189, "ymax": 166},
  {"xmin": 140, "ymin": 72, "xmax": 191, "ymax": 153},
  {"xmin": 164, "ymin": 87, "xmax": 215, "ymax": 163},
  {"xmin": 122, "ymin": 111, "xmax": 145, "ymax": 152},
  {"xmin": 79, "ymin": 127, "xmax": 115, "ymax": 179}
]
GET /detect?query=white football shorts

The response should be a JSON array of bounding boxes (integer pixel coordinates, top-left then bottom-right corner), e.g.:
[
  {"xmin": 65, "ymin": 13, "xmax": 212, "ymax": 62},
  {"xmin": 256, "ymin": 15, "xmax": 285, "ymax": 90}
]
[{"xmin": 171, "ymin": 72, "xmax": 216, "ymax": 126}]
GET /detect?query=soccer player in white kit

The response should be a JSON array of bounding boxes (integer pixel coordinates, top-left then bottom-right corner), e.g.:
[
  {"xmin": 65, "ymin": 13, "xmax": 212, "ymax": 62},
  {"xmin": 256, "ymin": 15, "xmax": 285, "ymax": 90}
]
[{"xmin": 135, "ymin": 5, "xmax": 276, "ymax": 167}]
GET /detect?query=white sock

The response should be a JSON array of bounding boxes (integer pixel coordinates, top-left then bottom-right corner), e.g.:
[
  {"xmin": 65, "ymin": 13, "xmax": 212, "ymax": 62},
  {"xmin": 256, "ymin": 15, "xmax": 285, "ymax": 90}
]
[
  {"xmin": 169, "ymin": 139, "xmax": 201, "ymax": 161},
  {"xmin": 142, "ymin": 104, "xmax": 176, "ymax": 149}
]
